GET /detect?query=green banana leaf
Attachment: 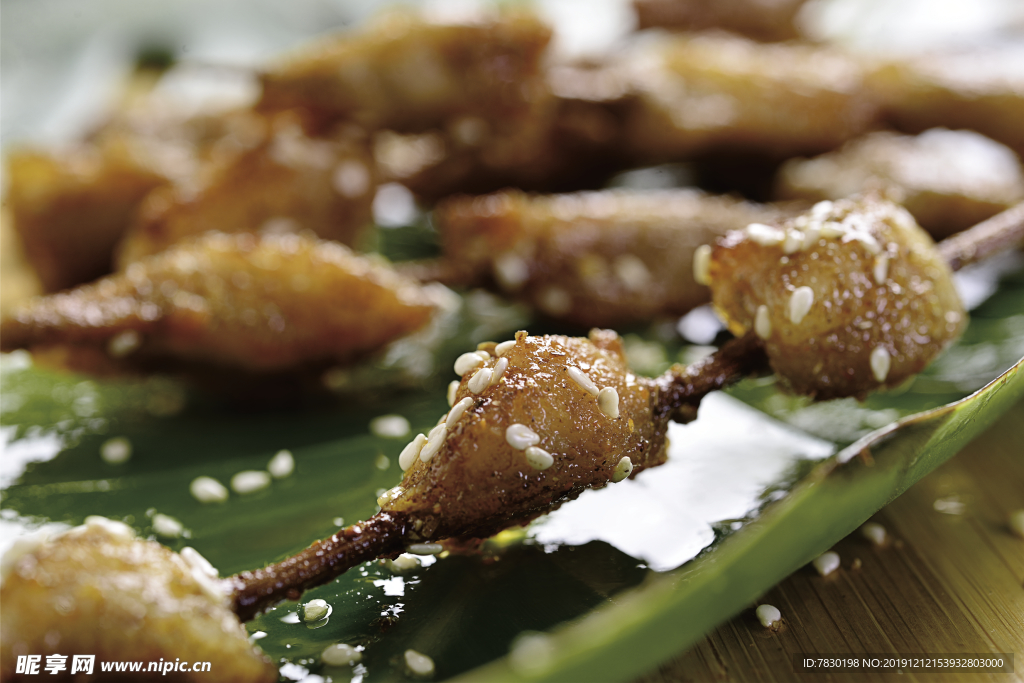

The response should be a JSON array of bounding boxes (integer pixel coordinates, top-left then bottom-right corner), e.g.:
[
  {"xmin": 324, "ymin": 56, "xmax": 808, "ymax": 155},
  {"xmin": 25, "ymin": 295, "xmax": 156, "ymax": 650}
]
[{"xmin": 2, "ymin": 242, "xmax": 1022, "ymax": 683}]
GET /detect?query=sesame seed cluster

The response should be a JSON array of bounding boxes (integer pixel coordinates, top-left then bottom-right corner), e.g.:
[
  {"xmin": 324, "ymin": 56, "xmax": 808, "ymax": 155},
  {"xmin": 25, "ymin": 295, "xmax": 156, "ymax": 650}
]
[
  {"xmin": 702, "ymin": 194, "xmax": 965, "ymax": 399},
  {"xmin": 378, "ymin": 330, "xmax": 668, "ymax": 542}
]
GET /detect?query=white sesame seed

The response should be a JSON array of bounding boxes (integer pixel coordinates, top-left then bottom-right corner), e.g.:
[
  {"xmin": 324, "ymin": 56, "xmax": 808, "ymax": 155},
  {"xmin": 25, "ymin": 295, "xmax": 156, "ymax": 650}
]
[
  {"xmin": 782, "ymin": 229, "xmax": 804, "ymax": 254},
  {"xmin": 419, "ymin": 424, "xmax": 447, "ymax": 463},
  {"xmin": 873, "ymin": 254, "xmax": 889, "ymax": 285},
  {"xmin": 612, "ymin": 456, "xmax": 633, "ymax": 482},
  {"xmin": 861, "ymin": 522, "xmax": 887, "ymax": 546},
  {"xmin": 302, "ymin": 599, "xmax": 330, "ymax": 622},
  {"xmin": 524, "ymin": 446, "xmax": 554, "ymax": 470},
  {"xmin": 754, "ymin": 305, "xmax": 772, "ymax": 339},
  {"xmin": 494, "ymin": 253, "xmax": 529, "ymax": 291},
  {"xmin": 567, "ymin": 366, "xmax": 599, "ymax": 396},
  {"xmin": 446, "ymin": 380, "xmax": 459, "ymax": 407},
  {"xmin": 820, "ymin": 220, "xmax": 845, "ymax": 239},
  {"xmin": 693, "ymin": 244, "xmax": 712, "ymax": 286},
  {"xmin": 332, "ymin": 160, "xmax": 370, "ymax": 198},
  {"xmin": 382, "ymin": 553, "xmax": 421, "ymax": 572},
  {"xmin": 842, "ymin": 229, "xmax": 882, "ymax": 255},
  {"xmin": 404, "ymin": 649, "xmax": 435, "ymax": 677},
  {"xmin": 745, "ymin": 223, "xmax": 785, "ymax": 247},
  {"xmin": 377, "ymin": 486, "xmax": 404, "ymax": 507},
  {"xmin": 180, "ymin": 547, "xmax": 217, "ymax": 579},
  {"xmin": 597, "ymin": 387, "xmax": 619, "ymax": 419},
  {"xmin": 506, "ymin": 424, "xmax": 540, "ymax": 450},
  {"xmin": 757, "ymin": 602, "xmax": 778, "ymax": 630},
  {"xmin": 370, "ymin": 414, "xmax": 410, "ymax": 438},
  {"xmin": 475, "ymin": 350, "xmax": 491, "ymax": 361},
  {"xmin": 446, "ymin": 397, "xmax": 473, "ymax": 430},
  {"xmin": 152, "ymin": 513, "xmax": 184, "ymax": 538},
  {"xmin": 870, "ymin": 346, "xmax": 891, "ymax": 383},
  {"xmin": 468, "ymin": 367, "xmax": 493, "ymax": 394},
  {"xmin": 538, "ymin": 286, "xmax": 572, "ymax": 316},
  {"xmin": 322, "ymin": 643, "xmax": 361, "ymax": 667},
  {"xmin": 454, "ymin": 352, "xmax": 484, "ymax": 377},
  {"xmin": 82, "ymin": 515, "xmax": 135, "ymax": 540},
  {"xmin": 1009, "ymin": 510, "xmax": 1024, "ymax": 540},
  {"xmin": 509, "ymin": 633, "xmax": 554, "ymax": 675},
  {"xmin": 490, "ymin": 356, "xmax": 509, "ymax": 386},
  {"xmin": 190, "ymin": 476, "xmax": 228, "ymax": 503},
  {"xmin": 811, "ymin": 200, "xmax": 834, "ymax": 218},
  {"xmin": 400, "ymin": 433, "xmax": 428, "ymax": 471},
  {"xmin": 614, "ymin": 254, "xmax": 652, "ymax": 291},
  {"xmin": 268, "ymin": 450, "xmax": 295, "ymax": 478},
  {"xmin": 231, "ymin": 470, "xmax": 271, "ymax": 494},
  {"xmin": 801, "ymin": 222, "xmax": 821, "ymax": 249},
  {"xmin": 788, "ymin": 286, "xmax": 815, "ymax": 325},
  {"xmin": 756, "ymin": 604, "xmax": 781, "ymax": 628},
  {"xmin": 100, "ymin": 437, "xmax": 132, "ymax": 464},
  {"xmin": 813, "ymin": 551, "xmax": 840, "ymax": 576},
  {"xmin": 495, "ymin": 340, "xmax": 517, "ymax": 357},
  {"xmin": 407, "ymin": 543, "xmax": 443, "ymax": 556},
  {"xmin": 107, "ymin": 330, "xmax": 141, "ymax": 358}
]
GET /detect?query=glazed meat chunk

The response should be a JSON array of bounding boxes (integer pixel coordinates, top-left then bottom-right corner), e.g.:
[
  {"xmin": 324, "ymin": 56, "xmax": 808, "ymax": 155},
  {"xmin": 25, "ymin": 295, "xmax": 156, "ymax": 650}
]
[
  {"xmin": 384, "ymin": 330, "xmax": 669, "ymax": 540},
  {"xmin": 1, "ymin": 518, "xmax": 275, "ymax": 683},
  {"xmin": 1, "ymin": 231, "xmax": 438, "ymax": 375},
  {"xmin": 777, "ymin": 129, "xmax": 1024, "ymax": 239},
  {"xmin": 117, "ymin": 110, "xmax": 377, "ymax": 265},
  {"xmin": 258, "ymin": 10, "xmax": 552, "ymax": 134},
  {"xmin": 623, "ymin": 32, "xmax": 879, "ymax": 161},
  {"xmin": 433, "ymin": 188, "xmax": 790, "ymax": 327},
  {"xmin": 633, "ymin": 0, "xmax": 809, "ymax": 42},
  {"xmin": 703, "ymin": 194, "xmax": 965, "ymax": 399},
  {"xmin": 868, "ymin": 44, "xmax": 1024, "ymax": 155},
  {"xmin": 6, "ymin": 139, "xmax": 169, "ymax": 292}
]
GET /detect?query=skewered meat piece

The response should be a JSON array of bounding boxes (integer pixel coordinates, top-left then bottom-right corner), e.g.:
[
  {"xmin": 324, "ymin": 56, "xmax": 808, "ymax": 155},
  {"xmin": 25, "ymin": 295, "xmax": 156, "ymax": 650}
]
[
  {"xmin": 0, "ymin": 231, "xmax": 438, "ymax": 376},
  {"xmin": 703, "ymin": 194, "xmax": 966, "ymax": 399},
  {"xmin": 1, "ymin": 330, "xmax": 767, "ymax": 643},
  {"xmin": 431, "ymin": 188, "xmax": 792, "ymax": 327},
  {"xmin": 776, "ymin": 129, "xmax": 1024, "ymax": 239},
  {"xmin": 116, "ymin": 110, "xmax": 376, "ymax": 265},
  {"xmin": 5, "ymin": 140, "xmax": 169, "ymax": 293},
  {"xmin": 0, "ymin": 518, "xmax": 276, "ymax": 683},
  {"xmin": 633, "ymin": 0, "xmax": 810, "ymax": 42},
  {"xmin": 5, "ymin": 69, "xmax": 265, "ymax": 294},
  {"xmin": 868, "ymin": 44, "xmax": 1024, "ymax": 155},
  {"xmin": 622, "ymin": 32, "xmax": 879, "ymax": 161},
  {"xmin": 232, "ymin": 328, "xmax": 714, "ymax": 618},
  {"xmin": 258, "ymin": 10, "xmax": 552, "ymax": 134},
  {"xmin": 375, "ymin": 93, "xmax": 630, "ymax": 203}
]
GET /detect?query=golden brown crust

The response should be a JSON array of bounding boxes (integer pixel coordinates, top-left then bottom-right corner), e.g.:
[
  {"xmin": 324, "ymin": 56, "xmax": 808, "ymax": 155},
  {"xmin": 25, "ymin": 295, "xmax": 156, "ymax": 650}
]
[
  {"xmin": 0, "ymin": 522, "xmax": 276, "ymax": 683},
  {"xmin": 633, "ymin": 0, "xmax": 809, "ymax": 42},
  {"xmin": 258, "ymin": 10, "xmax": 552, "ymax": 134},
  {"xmin": 708, "ymin": 194, "xmax": 966, "ymax": 399},
  {"xmin": 116, "ymin": 111, "xmax": 376, "ymax": 265},
  {"xmin": 385, "ymin": 330, "xmax": 669, "ymax": 539},
  {"xmin": 5, "ymin": 146, "xmax": 167, "ymax": 293},
  {"xmin": 776, "ymin": 129, "xmax": 1024, "ymax": 239},
  {"xmin": 434, "ymin": 188, "xmax": 790, "ymax": 327},
  {"xmin": 0, "ymin": 231, "xmax": 437, "ymax": 374},
  {"xmin": 867, "ymin": 45, "xmax": 1024, "ymax": 155},
  {"xmin": 622, "ymin": 32, "xmax": 879, "ymax": 161}
]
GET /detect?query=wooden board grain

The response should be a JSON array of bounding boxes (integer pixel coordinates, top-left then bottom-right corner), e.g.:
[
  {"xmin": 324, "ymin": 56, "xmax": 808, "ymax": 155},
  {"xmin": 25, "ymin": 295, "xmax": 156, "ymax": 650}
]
[{"xmin": 637, "ymin": 399, "xmax": 1024, "ymax": 683}]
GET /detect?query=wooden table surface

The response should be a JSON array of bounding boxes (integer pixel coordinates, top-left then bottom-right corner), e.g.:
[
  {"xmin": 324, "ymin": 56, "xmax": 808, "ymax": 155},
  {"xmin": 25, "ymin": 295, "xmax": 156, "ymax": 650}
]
[{"xmin": 638, "ymin": 399, "xmax": 1024, "ymax": 683}]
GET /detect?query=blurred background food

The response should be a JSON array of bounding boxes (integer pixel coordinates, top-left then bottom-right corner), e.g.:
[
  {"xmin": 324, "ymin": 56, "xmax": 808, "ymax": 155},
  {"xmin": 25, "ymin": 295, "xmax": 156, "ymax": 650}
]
[{"xmin": 1, "ymin": 0, "xmax": 1023, "ymax": 681}]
